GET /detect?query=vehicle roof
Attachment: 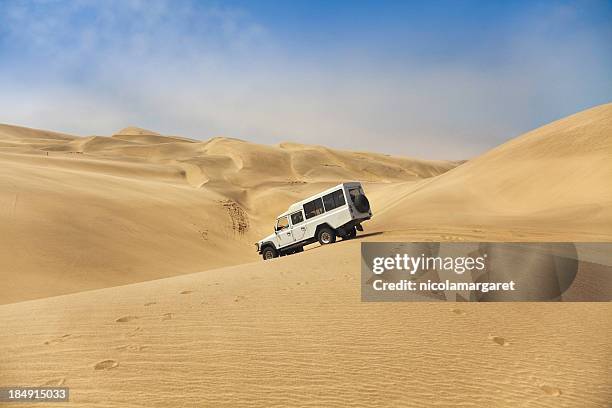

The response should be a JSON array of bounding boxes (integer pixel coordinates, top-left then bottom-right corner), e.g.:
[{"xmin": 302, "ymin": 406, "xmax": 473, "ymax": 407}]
[{"xmin": 277, "ymin": 181, "xmax": 362, "ymax": 218}]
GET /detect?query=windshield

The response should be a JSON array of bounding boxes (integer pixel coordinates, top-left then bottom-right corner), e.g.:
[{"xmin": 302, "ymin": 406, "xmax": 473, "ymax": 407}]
[{"xmin": 276, "ymin": 216, "xmax": 290, "ymax": 231}]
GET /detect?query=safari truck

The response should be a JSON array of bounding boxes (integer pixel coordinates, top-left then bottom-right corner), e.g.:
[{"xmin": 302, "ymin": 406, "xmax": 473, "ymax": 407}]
[{"xmin": 256, "ymin": 182, "xmax": 372, "ymax": 260}]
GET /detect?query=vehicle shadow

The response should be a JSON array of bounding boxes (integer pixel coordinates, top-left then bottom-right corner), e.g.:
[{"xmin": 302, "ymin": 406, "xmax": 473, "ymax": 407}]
[
  {"xmin": 303, "ymin": 231, "xmax": 385, "ymax": 252},
  {"xmin": 354, "ymin": 231, "xmax": 384, "ymax": 240}
]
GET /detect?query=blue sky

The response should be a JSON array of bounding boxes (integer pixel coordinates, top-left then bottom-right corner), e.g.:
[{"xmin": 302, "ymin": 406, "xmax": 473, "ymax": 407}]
[{"xmin": 1, "ymin": 0, "xmax": 611, "ymax": 158}]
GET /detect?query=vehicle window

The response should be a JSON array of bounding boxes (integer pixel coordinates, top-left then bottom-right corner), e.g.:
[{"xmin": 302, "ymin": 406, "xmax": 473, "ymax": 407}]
[
  {"xmin": 291, "ymin": 211, "xmax": 304, "ymax": 225},
  {"xmin": 303, "ymin": 198, "xmax": 325, "ymax": 219},
  {"xmin": 349, "ymin": 188, "xmax": 361, "ymax": 203},
  {"xmin": 276, "ymin": 216, "xmax": 290, "ymax": 231},
  {"xmin": 322, "ymin": 189, "xmax": 346, "ymax": 211}
]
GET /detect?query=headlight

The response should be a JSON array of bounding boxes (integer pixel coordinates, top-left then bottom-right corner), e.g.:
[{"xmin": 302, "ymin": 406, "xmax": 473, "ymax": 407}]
[{"xmin": 255, "ymin": 243, "xmax": 260, "ymax": 251}]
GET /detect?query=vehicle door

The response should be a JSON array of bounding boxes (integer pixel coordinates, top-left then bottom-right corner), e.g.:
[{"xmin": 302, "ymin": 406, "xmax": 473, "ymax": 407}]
[
  {"xmin": 289, "ymin": 210, "xmax": 307, "ymax": 241},
  {"xmin": 275, "ymin": 215, "xmax": 294, "ymax": 248}
]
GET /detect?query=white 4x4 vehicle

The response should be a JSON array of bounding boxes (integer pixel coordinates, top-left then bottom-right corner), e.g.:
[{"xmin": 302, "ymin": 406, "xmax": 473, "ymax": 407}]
[{"xmin": 256, "ymin": 182, "xmax": 372, "ymax": 260}]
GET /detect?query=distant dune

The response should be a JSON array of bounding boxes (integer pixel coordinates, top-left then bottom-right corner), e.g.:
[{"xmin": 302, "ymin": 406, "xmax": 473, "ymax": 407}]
[{"xmin": 0, "ymin": 105, "xmax": 610, "ymax": 407}]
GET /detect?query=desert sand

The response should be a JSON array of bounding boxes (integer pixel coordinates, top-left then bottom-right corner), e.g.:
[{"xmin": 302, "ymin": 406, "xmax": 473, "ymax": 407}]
[{"xmin": 0, "ymin": 104, "xmax": 611, "ymax": 407}]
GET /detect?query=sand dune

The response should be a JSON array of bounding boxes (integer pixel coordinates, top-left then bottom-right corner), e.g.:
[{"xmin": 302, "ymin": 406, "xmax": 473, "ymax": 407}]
[
  {"xmin": 0, "ymin": 125, "xmax": 455, "ymax": 303},
  {"xmin": 0, "ymin": 237, "xmax": 609, "ymax": 407},
  {"xmin": 371, "ymin": 103, "xmax": 612, "ymax": 239},
  {"xmin": 0, "ymin": 104, "xmax": 611, "ymax": 407}
]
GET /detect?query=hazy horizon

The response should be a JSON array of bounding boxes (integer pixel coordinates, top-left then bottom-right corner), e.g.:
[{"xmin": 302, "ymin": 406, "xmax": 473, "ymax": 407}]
[{"xmin": 1, "ymin": 0, "xmax": 611, "ymax": 159}]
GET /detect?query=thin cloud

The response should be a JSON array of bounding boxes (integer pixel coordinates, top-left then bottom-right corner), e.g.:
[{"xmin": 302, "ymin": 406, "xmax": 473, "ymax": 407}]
[{"xmin": 0, "ymin": 0, "xmax": 610, "ymax": 159}]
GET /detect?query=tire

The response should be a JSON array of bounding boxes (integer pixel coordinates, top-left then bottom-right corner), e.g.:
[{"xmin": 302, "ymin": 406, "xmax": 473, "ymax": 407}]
[
  {"xmin": 295, "ymin": 246, "xmax": 304, "ymax": 253},
  {"xmin": 354, "ymin": 194, "xmax": 370, "ymax": 213},
  {"xmin": 262, "ymin": 246, "xmax": 278, "ymax": 260},
  {"xmin": 317, "ymin": 226, "xmax": 336, "ymax": 245}
]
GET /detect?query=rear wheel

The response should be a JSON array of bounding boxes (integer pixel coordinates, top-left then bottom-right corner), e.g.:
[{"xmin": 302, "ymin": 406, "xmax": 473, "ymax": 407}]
[
  {"xmin": 262, "ymin": 246, "xmax": 278, "ymax": 260},
  {"xmin": 317, "ymin": 226, "xmax": 336, "ymax": 245}
]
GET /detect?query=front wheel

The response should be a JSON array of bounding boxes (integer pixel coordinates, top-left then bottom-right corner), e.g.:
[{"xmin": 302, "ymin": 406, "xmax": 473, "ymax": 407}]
[
  {"xmin": 317, "ymin": 226, "xmax": 336, "ymax": 245},
  {"xmin": 262, "ymin": 246, "xmax": 278, "ymax": 260}
]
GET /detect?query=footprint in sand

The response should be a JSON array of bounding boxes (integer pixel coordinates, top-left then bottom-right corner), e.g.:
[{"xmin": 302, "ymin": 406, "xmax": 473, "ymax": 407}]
[
  {"xmin": 124, "ymin": 327, "xmax": 142, "ymax": 338},
  {"xmin": 115, "ymin": 316, "xmax": 139, "ymax": 323},
  {"xmin": 115, "ymin": 344, "xmax": 149, "ymax": 352},
  {"xmin": 39, "ymin": 377, "xmax": 66, "ymax": 387},
  {"xmin": 451, "ymin": 308, "xmax": 466, "ymax": 315},
  {"xmin": 94, "ymin": 360, "xmax": 118, "ymax": 370},
  {"xmin": 44, "ymin": 334, "xmax": 71, "ymax": 345},
  {"xmin": 233, "ymin": 295, "xmax": 245, "ymax": 302},
  {"xmin": 488, "ymin": 335, "xmax": 510, "ymax": 346},
  {"xmin": 160, "ymin": 313, "xmax": 174, "ymax": 321},
  {"xmin": 144, "ymin": 302, "xmax": 157, "ymax": 306},
  {"xmin": 539, "ymin": 384, "xmax": 562, "ymax": 397},
  {"xmin": 180, "ymin": 290, "xmax": 193, "ymax": 295}
]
